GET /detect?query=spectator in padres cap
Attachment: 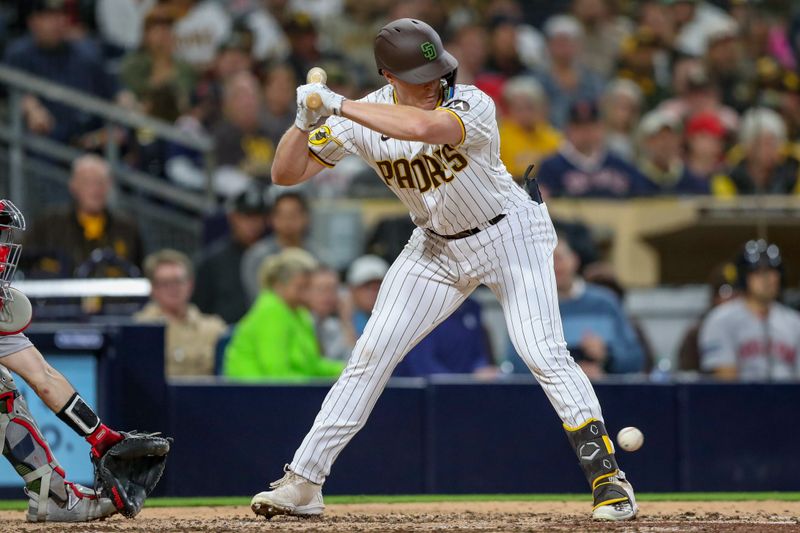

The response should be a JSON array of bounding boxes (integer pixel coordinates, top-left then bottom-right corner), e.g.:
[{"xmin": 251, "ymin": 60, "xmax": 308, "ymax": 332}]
[
  {"xmin": 193, "ymin": 183, "xmax": 272, "ymax": 324},
  {"xmin": 537, "ymin": 100, "xmax": 656, "ymax": 198}
]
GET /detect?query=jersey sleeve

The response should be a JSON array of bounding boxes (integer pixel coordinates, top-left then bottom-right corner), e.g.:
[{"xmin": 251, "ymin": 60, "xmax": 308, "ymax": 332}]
[
  {"xmin": 438, "ymin": 87, "xmax": 496, "ymax": 149},
  {"xmin": 307, "ymin": 115, "xmax": 357, "ymax": 168},
  {"xmin": 698, "ymin": 309, "xmax": 737, "ymax": 371}
]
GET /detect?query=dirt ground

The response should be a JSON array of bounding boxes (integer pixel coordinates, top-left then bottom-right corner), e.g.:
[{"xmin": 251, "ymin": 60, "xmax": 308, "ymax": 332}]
[{"xmin": 1, "ymin": 500, "xmax": 799, "ymax": 533}]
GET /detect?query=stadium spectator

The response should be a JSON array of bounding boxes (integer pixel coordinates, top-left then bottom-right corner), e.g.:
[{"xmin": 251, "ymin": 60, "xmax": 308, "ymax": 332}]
[
  {"xmin": 667, "ymin": 0, "xmax": 736, "ymax": 57},
  {"xmin": 95, "ymin": 0, "xmax": 155, "ymax": 54},
  {"xmin": 223, "ymin": 248, "xmax": 344, "ymax": 379},
  {"xmin": 394, "ymin": 298, "xmax": 495, "ymax": 378},
  {"xmin": 554, "ymin": 236, "xmax": 645, "ymax": 377},
  {"xmin": 241, "ymin": 192, "xmax": 318, "ymax": 302},
  {"xmin": 677, "ymin": 263, "xmax": 739, "ymax": 371},
  {"xmin": 119, "ymin": 4, "xmax": 196, "ymax": 115},
  {"xmin": 498, "ymin": 76, "xmax": 562, "ymax": 182},
  {"xmin": 211, "ymin": 71, "xmax": 275, "ymax": 189},
  {"xmin": 658, "ymin": 63, "xmax": 739, "ymax": 131},
  {"xmin": 192, "ymin": 184, "xmax": 271, "ymax": 324},
  {"xmin": 506, "ymin": 236, "xmax": 645, "ymax": 378},
  {"xmin": 346, "ymin": 255, "xmax": 389, "ymax": 338},
  {"xmin": 3, "ymin": 0, "xmax": 123, "ymax": 144},
  {"xmin": 711, "ymin": 108, "xmax": 800, "ymax": 196},
  {"xmin": 446, "ymin": 24, "xmax": 489, "ymax": 86},
  {"xmin": 699, "ymin": 240, "xmax": 800, "ymax": 380},
  {"xmin": 684, "ymin": 111, "xmax": 727, "ymax": 182},
  {"xmin": 571, "ymin": 0, "xmax": 632, "ymax": 79},
  {"xmin": 537, "ymin": 99, "xmax": 656, "ymax": 198},
  {"xmin": 614, "ymin": 26, "xmax": 670, "ymax": 108},
  {"xmin": 308, "ymin": 266, "xmax": 356, "ymax": 362},
  {"xmin": 283, "ymin": 12, "xmax": 342, "ymax": 90},
  {"xmin": 482, "ymin": 15, "xmax": 529, "ymax": 83},
  {"xmin": 601, "ymin": 78, "xmax": 643, "ymax": 161},
  {"xmin": 24, "ymin": 155, "xmax": 143, "ymax": 278},
  {"xmin": 536, "ymin": 15, "xmax": 606, "ymax": 129},
  {"xmin": 214, "ymin": 23, "xmax": 256, "ymax": 84},
  {"xmin": 704, "ymin": 19, "xmax": 754, "ymax": 113},
  {"xmin": 172, "ymin": 0, "xmax": 232, "ymax": 70},
  {"xmin": 636, "ymin": 109, "xmax": 709, "ymax": 194},
  {"xmin": 242, "ymin": 0, "xmax": 290, "ymax": 64},
  {"xmin": 134, "ymin": 249, "xmax": 227, "ymax": 377},
  {"xmin": 261, "ymin": 62, "xmax": 298, "ymax": 147}
]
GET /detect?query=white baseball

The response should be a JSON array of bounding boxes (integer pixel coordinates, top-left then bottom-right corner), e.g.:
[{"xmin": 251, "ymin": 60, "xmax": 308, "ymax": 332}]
[{"xmin": 616, "ymin": 427, "xmax": 644, "ymax": 452}]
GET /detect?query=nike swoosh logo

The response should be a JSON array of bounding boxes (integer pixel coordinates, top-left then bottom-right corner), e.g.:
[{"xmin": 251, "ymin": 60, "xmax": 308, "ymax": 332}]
[{"xmin": 380, "ymin": 135, "xmax": 390, "ymax": 141}]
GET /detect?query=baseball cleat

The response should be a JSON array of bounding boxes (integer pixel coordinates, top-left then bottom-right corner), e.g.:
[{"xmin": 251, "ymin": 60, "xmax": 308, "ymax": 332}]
[
  {"xmin": 592, "ymin": 474, "xmax": 638, "ymax": 521},
  {"xmin": 251, "ymin": 466, "xmax": 324, "ymax": 519},
  {"xmin": 26, "ymin": 482, "xmax": 117, "ymax": 522}
]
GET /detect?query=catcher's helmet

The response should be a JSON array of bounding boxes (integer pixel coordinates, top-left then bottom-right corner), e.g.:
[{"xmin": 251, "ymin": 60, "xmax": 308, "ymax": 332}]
[
  {"xmin": 0, "ymin": 200, "xmax": 31, "ymax": 335},
  {"xmin": 0, "ymin": 200, "xmax": 25, "ymax": 302},
  {"xmin": 735, "ymin": 239, "xmax": 783, "ymax": 289},
  {"xmin": 374, "ymin": 18, "xmax": 458, "ymax": 89}
]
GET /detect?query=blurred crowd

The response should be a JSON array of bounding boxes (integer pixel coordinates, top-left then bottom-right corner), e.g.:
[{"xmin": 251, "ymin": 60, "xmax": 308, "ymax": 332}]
[
  {"xmin": 2, "ymin": 0, "xmax": 800, "ymax": 382},
  {"xmin": 3, "ymin": 0, "xmax": 800, "ymax": 198}
]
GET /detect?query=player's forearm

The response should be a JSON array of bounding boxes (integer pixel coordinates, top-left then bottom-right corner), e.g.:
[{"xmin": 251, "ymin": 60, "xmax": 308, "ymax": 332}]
[
  {"xmin": 271, "ymin": 126, "xmax": 313, "ymax": 185},
  {"xmin": 340, "ymin": 100, "xmax": 461, "ymax": 145}
]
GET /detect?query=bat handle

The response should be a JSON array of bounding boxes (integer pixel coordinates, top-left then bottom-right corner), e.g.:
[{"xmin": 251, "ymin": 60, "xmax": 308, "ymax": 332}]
[{"xmin": 306, "ymin": 93, "xmax": 322, "ymax": 110}]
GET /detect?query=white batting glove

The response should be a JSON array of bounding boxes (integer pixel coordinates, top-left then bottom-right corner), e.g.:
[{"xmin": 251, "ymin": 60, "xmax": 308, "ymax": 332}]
[
  {"xmin": 294, "ymin": 103, "xmax": 323, "ymax": 131},
  {"xmin": 297, "ymin": 83, "xmax": 345, "ymax": 117}
]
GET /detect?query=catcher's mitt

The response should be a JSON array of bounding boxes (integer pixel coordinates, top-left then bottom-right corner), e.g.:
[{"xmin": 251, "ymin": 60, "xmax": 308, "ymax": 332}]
[{"xmin": 93, "ymin": 431, "xmax": 172, "ymax": 518}]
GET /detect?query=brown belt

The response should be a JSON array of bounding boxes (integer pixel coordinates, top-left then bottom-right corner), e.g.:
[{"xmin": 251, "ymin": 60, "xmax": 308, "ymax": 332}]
[{"xmin": 429, "ymin": 214, "xmax": 506, "ymax": 240}]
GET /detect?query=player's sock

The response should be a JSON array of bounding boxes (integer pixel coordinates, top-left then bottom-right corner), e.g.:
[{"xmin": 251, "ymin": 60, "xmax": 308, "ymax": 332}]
[{"xmin": 56, "ymin": 393, "xmax": 123, "ymax": 457}]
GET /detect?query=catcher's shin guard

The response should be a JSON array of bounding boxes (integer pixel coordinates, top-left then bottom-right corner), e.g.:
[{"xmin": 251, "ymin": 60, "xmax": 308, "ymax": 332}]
[
  {"xmin": 565, "ymin": 418, "xmax": 631, "ymax": 511},
  {"xmin": 0, "ymin": 366, "xmax": 70, "ymax": 520}
]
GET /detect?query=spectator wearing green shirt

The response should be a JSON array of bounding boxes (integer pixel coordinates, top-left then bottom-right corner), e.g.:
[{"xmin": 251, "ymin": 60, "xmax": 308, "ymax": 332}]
[{"xmin": 223, "ymin": 248, "xmax": 344, "ymax": 379}]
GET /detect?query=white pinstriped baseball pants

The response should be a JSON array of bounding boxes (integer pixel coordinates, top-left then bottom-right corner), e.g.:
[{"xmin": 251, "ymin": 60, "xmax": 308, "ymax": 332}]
[{"xmin": 290, "ymin": 201, "xmax": 603, "ymax": 484}]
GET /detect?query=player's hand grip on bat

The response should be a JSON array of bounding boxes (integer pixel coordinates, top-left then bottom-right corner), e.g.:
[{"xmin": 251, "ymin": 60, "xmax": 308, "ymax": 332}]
[{"xmin": 297, "ymin": 83, "xmax": 345, "ymax": 119}]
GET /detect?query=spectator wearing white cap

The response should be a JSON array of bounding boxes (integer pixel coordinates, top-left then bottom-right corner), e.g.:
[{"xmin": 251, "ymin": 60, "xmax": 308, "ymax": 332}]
[
  {"xmin": 636, "ymin": 109, "xmax": 709, "ymax": 194},
  {"xmin": 345, "ymin": 255, "xmax": 389, "ymax": 337},
  {"xmin": 498, "ymin": 76, "xmax": 562, "ymax": 182},
  {"xmin": 601, "ymin": 78, "xmax": 644, "ymax": 161},
  {"xmin": 711, "ymin": 108, "xmax": 800, "ymax": 196},
  {"xmin": 534, "ymin": 14, "xmax": 606, "ymax": 128}
]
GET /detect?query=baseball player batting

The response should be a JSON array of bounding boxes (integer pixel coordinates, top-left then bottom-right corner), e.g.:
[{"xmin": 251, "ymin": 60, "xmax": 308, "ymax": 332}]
[
  {"xmin": 0, "ymin": 200, "xmax": 169, "ymax": 522},
  {"xmin": 252, "ymin": 18, "xmax": 637, "ymax": 521}
]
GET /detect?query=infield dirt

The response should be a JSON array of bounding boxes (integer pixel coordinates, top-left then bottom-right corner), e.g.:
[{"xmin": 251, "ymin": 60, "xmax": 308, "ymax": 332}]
[{"xmin": 1, "ymin": 500, "xmax": 798, "ymax": 532}]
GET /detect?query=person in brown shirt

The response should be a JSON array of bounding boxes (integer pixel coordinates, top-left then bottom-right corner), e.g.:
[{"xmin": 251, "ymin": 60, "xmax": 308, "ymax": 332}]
[
  {"xmin": 24, "ymin": 154, "xmax": 143, "ymax": 278},
  {"xmin": 134, "ymin": 249, "xmax": 227, "ymax": 377}
]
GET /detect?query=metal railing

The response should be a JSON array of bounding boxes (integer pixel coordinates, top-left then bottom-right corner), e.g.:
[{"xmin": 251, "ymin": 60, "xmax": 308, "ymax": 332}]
[{"xmin": 0, "ymin": 63, "xmax": 216, "ymax": 215}]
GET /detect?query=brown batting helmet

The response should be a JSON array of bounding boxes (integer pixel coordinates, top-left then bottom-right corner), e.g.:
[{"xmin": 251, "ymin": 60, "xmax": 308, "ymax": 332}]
[{"xmin": 374, "ymin": 19, "xmax": 458, "ymax": 86}]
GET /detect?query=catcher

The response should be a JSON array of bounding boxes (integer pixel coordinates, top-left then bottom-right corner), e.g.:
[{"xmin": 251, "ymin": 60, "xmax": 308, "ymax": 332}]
[{"xmin": 0, "ymin": 199, "xmax": 170, "ymax": 522}]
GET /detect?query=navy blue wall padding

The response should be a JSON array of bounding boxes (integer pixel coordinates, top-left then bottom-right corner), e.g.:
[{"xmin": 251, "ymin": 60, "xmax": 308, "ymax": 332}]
[{"xmin": 677, "ymin": 383, "xmax": 800, "ymax": 492}]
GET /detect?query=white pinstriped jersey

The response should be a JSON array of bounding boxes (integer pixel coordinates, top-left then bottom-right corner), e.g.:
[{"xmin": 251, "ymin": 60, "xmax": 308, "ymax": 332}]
[{"xmin": 308, "ymin": 84, "xmax": 530, "ymax": 235}]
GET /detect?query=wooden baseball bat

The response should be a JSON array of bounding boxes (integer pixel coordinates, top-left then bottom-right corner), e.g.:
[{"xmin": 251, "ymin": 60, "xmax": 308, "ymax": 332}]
[{"xmin": 306, "ymin": 67, "xmax": 327, "ymax": 110}]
